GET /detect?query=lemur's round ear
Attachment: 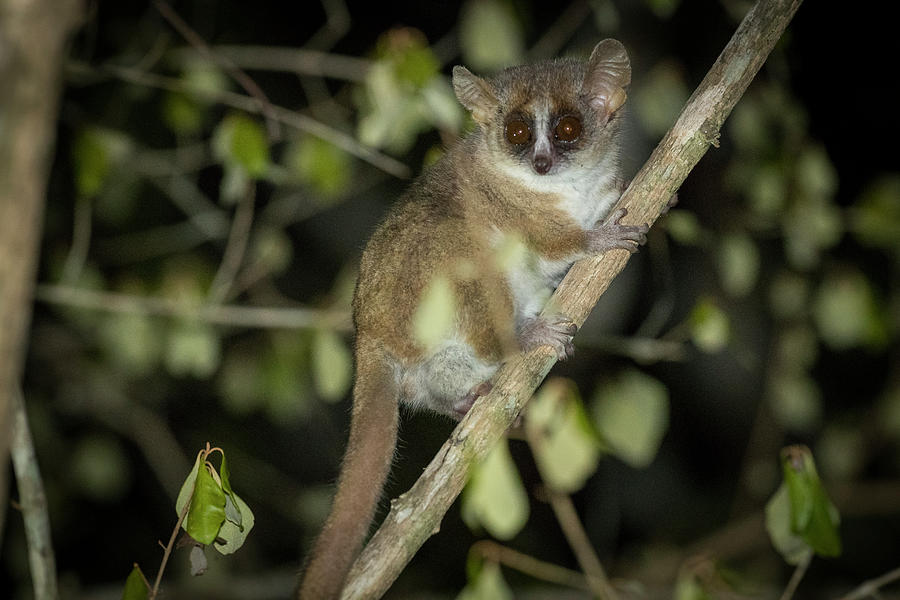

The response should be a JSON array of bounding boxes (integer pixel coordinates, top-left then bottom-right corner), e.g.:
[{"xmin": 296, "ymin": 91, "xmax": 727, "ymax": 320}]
[
  {"xmin": 453, "ymin": 66, "xmax": 499, "ymax": 126},
  {"xmin": 582, "ymin": 39, "xmax": 631, "ymax": 126}
]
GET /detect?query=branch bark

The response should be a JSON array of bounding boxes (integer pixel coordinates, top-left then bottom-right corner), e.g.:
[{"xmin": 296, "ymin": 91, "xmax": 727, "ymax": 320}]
[
  {"xmin": 340, "ymin": 0, "xmax": 803, "ymax": 597},
  {"xmin": 0, "ymin": 0, "xmax": 82, "ymax": 540},
  {"xmin": 10, "ymin": 387, "xmax": 58, "ymax": 600}
]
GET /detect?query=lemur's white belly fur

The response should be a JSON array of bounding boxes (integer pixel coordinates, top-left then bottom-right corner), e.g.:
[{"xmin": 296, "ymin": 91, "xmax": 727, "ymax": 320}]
[{"xmin": 496, "ymin": 152, "xmax": 621, "ymax": 327}]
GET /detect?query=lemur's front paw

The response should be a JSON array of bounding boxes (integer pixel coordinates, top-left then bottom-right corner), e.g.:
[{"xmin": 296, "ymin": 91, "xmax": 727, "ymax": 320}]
[
  {"xmin": 587, "ymin": 208, "xmax": 649, "ymax": 253},
  {"xmin": 518, "ymin": 315, "xmax": 577, "ymax": 361}
]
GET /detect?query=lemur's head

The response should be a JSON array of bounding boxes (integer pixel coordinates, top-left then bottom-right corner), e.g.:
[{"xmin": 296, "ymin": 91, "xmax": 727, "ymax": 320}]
[{"xmin": 452, "ymin": 39, "xmax": 630, "ymax": 179}]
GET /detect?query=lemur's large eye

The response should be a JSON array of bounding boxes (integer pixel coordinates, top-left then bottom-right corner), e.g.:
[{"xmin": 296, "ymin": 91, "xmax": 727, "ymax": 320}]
[
  {"xmin": 554, "ymin": 116, "xmax": 581, "ymax": 142},
  {"xmin": 505, "ymin": 119, "xmax": 531, "ymax": 145}
]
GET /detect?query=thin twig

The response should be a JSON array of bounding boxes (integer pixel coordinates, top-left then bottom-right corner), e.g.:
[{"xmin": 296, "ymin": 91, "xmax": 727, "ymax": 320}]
[
  {"xmin": 33, "ymin": 284, "xmax": 351, "ymax": 331},
  {"xmin": 202, "ymin": 45, "xmax": 371, "ymax": 82},
  {"xmin": 208, "ymin": 182, "xmax": 257, "ymax": 304},
  {"xmin": 339, "ymin": 1, "xmax": 804, "ymax": 598},
  {"xmin": 545, "ymin": 489, "xmax": 619, "ymax": 600},
  {"xmin": 779, "ymin": 552, "xmax": 812, "ymax": 600},
  {"xmin": 67, "ymin": 61, "xmax": 411, "ymax": 179},
  {"xmin": 60, "ymin": 195, "xmax": 93, "ymax": 283},
  {"xmin": 528, "ymin": 0, "xmax": 592, "ymax": 60},
  {"xmin": 525, "ymin": 420, "xmax": 618, "ymax": 599},
  {"xmin": 837, "ymin": 565, "xmax": 900, "ymax": 600},
  {"xmin": 153, "ymin": 0, "xmax": 282, "ymax": 140},
  {"xmin": 10, "ymin": 387, "xmax": 59, "ymax": 600},
  {"xmin": 585, "ymin": 332, "xmax": 687, "ymax": 362},
  {"xmin": 304, "ymin": 0, "xmax": 351, "ymax": 51},
  {"xmin": 150, "ymin": 466, "xmax": 194, "ymax": 599},
  {"xmin": 95, "ymin": 214, "xmax": 228, "ymax": 265},
  {"xmin": 470, "ymin": 540, "xmax": 592, "ymax": 591}
]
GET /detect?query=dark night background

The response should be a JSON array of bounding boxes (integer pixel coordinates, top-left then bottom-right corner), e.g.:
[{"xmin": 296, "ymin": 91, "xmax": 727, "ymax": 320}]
[{"xmin": 3, "ymin": 0, "xmax": 900, "ymax": 599}]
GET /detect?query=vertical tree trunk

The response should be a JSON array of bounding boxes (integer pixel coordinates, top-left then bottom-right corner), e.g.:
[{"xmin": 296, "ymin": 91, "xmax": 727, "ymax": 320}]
[{"xmin": 0, "ymin": 0, "xmax": 82, "ymax": 537}]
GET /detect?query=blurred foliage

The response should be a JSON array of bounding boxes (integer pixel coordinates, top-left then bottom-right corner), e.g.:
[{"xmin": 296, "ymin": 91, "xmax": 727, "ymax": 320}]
[
  {"xmin": 526, "ymin": 378, "xmax": 602, "ymax": 492},
  {"xmin": 461, "ymin": 440, "xmax": 530, "ymax": 541},
  {"xmin": 457, "ymin": 560, "xmax": 514, "ymax": 600},
  {"xmin": 766, "ymin": 446, "xmax": 841, "ymax": 565},
  {"xmin": 3, "ymin": 0, "xmax": 900, "ymax": 599},
  {"xmin": 459, "ymin": 0, "xmax": 525, "ymax": 71}
]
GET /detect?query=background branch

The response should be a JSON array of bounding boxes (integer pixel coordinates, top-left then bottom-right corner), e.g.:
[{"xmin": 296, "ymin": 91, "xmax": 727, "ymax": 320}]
[
  {"xmin": 0, "ymin": 0, "xmax": 82, "ymax": 540},
  {"xmin": 340, "ymin": 0, "xmax": 804, "ymax": 597},
  {"xmin": 10, "ymin": 387, "xmax": 59, "ymax": 600},
  {"xmin": 66, "ymin": 61, "xmax": 412, "ymax": 178},
  {"xmin": 153, "ymin": 0, "xmax": 282, "ymax": 140},
  {"xmin": 198, "ymin": 45, "xmax": 371, "ymax": 82},
  {"xmin": 33, "ymin": 284, "xmax": 351, "ymax": 332}
]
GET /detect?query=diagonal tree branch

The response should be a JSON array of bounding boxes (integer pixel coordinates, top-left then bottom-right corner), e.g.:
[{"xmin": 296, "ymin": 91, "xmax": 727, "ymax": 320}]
[{"xmin": 340, "ymin": 0, "xmax": 803, "ymax": 597}]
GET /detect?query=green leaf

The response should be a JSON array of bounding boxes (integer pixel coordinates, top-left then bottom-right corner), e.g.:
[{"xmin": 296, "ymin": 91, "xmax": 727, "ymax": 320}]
[
  {"xmin": 217, "ymin": 349, "xmax": 266, "ymax": 415},
  {"xmin": 311, "ymin": 329, "xmax": 353, "ymax": 402},
  {"xmin": 162, "ymin": 92, "xmax": 206, "ymax": 137},
  {"xmin": 287, "ymin": 135, "xmax": 354, "ymax": 198},
  {"xmin": 783, "ymin": 154, "xmax": 843, "ymax": 270},
  {"xmin": 176, "ymin": 452, "xmax": 202, "ymax": 522},
  {"xmin": 374, "ymin": 30, "xmax": 440, "ymax": 89},
  {"xmin": 185, "ymin": 461, "xmax": 228, "ymax": 545},
  {"xmin": 812, "ymin": 268, "xmax": 887, "ymax": 350},
  {"xmin": 357, "ymin": 63, "xmax": 412, "ymax": 151},
  {"xmin": 664, "ymin": 209, "xmax": 705, "ymax": 245},
  {"xmin": 689, "ymin": 298, "xmax": 730, "ymax": 353},
  {"xmin": 850, "ymin": 175, "xmax": 900, "ymax": 253},
  {"xmin": 644, "ymin": 0, "xmax": 680, "ymax": 18},
  {"xmin": 224, "ymin": 494, "xmax": 242, "ymax": 526},
  {"xmin": 122, "ymin": 565, "xmax": 149, "ymax": 600},
  {"xmin": 461, "ymin": 440, "xmax": 529, "ymax": 540},
  {"xmin": 457, "ymin": 561, "xmax": 514, "ymax": 600},
  {"xmin": 261, "ymin": 348, "xmax": 314, "ymax": 424},
  {"xmin": 526, "ymin": 378, "xmax": 602, "ymax": 492},
  {"xmin": 99, "ymin": 311, "xmax": 164, "ymax": 376},
  {"xmin": 747, "ymin": 163, "xmax": 788, "ymax": 216},
  {"xmin": 413, "ymin": 274, "xmax": 457, "ymax": 351},
  {"xmin": 728, "ymin": 95, "xmax": 770, "ymax": 155},
  {"xmin": 765, "ymin": 484, "xmax": 813, "ymax": 566},
  {"xmin": 592, "ymin": 369, "xmax": 669, "ymax": 469},
  {"xmin": 73, "ymin": 129, "xmax": 110, "ymax": 198},
  {"xmin": 212, "ymin": 114, "xmax": 270, "ymax": 178},
  {"xmin": 717, "ymin": 232, "xmax": 760, "ymax": 297},
  {"xmin": 72, "ymin": 128, "xmax": 131, "ymax": 199},
  {"xmin": 675, "ymin": 572, "xmax": 713, "ymax": 600},
  {"xmin": 249, "ymin": 228, "xmax": 294, "ymax": 275},
  {"xmin": 795, "ymin": 145, "xmax": 837, "ymax": 202},
  {"xmin": 767, "ymin": 372, "xmax": 822, "ymax": 432},
  {"xmin": 165, "ymin": 321, "xmax": 222, "ymax": 379},
  {"xmin": 182, "ymin": 60, "xmax": 230, "ymax": 97},
  {"xmin": 768, "ymin": 271, "xmax": 809, "ymax": 320},
  {"xmin": 774, "ymin": 446, "xmax": 842, "ymax": 559},
  {"xmin": 217, "ymin": 450, "xmax": 242, "ymax": 527},
  {"xmin": 214, "ymin": 491, "xmax": 255, "ymax": 554},
  {"xmin": 634, "ymin": 60, "xmax": 689, "ymax": 136},
  {"xmin": 459, "ymin": 0, "xmax": 525, "ymax": 71},
  {"xmin": 421, "ymin": 78, "xmax": 466, "ymax": 133}
]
